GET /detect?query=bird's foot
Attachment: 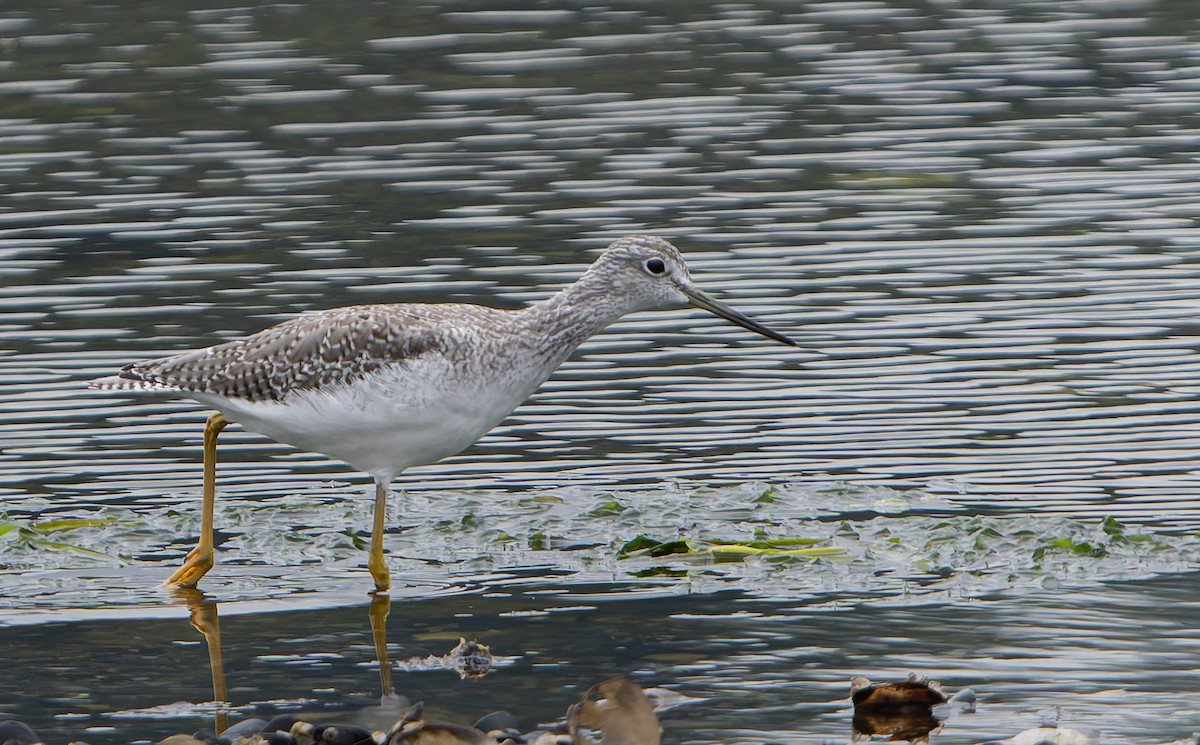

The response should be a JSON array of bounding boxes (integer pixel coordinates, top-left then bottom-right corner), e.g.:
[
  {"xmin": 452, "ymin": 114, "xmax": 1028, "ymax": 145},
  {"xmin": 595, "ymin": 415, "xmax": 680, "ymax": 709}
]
[
  {"xmin": 368, "ymin": 552, "xmax": 391, "ymax": 593},
  {"xmin": 162, "ymin": 545, "xmax": 214, "ymax": 589}
]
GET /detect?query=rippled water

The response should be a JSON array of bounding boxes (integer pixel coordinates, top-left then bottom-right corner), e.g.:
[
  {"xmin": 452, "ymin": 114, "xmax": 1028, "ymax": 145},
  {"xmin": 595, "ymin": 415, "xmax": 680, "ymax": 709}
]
[
  {"xmin": 3, "ymin": 0, "xmax": 1200, "ymax": 741},
  {"xmin": 5, "ymin": 576, "xmax": 1200, "ymax": 744}
]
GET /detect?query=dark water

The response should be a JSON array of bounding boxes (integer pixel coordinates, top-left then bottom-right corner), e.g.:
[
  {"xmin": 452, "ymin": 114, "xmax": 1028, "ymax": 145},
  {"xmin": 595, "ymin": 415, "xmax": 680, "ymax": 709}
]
[
  {"xmin": 3, "ymin": 0, "xmax": 1200, "ymax": 741},
  {"xmin": 5, "ymin": 575, "xmax": 1200, "ymax": 745}
]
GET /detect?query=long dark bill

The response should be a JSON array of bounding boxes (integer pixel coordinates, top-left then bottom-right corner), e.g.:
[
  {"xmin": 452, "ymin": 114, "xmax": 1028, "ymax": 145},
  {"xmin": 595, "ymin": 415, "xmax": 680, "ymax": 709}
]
[{"xmin": 684, "ymin": 286, "xmax": 797, "ymax": 347}]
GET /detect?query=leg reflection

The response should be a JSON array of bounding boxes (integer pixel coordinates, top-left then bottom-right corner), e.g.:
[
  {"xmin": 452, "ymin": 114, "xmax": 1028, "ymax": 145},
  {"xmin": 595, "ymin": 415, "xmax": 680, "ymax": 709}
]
[
  {"xmin": 369, "ymin": 592, "xmax": 398, "ymax": 702},
  {"xmin": 176, "ymin": 588, "xmax": 228, "ymax": 735}
]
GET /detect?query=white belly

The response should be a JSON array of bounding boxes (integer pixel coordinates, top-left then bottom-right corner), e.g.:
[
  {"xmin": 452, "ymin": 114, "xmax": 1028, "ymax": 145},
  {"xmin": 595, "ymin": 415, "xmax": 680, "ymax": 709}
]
[{"xmin": 193, "ymin": 357, "xmax": 534, "ymax": 483}]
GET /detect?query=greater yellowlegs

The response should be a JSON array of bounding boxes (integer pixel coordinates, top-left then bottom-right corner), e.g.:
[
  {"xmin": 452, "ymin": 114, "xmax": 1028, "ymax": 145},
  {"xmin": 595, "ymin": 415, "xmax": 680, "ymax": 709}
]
[{"xmin": 92, "ymin": 235, "xmax": 795, "ymax": 591}]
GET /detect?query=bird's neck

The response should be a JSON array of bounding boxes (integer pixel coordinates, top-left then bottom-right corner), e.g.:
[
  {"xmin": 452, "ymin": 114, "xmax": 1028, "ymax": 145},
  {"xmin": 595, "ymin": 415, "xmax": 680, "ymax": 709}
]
[{"xmin": 513, "ymin": 270, "xmax": 628, "ymax": 362}]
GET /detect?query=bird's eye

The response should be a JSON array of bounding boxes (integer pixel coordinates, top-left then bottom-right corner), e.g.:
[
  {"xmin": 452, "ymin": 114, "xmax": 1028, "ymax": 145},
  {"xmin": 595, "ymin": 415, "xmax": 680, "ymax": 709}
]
[{"xmin": 645, "ymin": 258, "xmax": 666, "ymax": 275}]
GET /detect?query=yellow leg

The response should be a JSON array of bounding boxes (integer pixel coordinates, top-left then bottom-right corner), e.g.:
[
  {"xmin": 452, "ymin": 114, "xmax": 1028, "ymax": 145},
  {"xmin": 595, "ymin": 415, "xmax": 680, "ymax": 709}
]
[
  {"xmin": 164, "ymin": 412, "xmax": 228, "ymax": 589},
  {"xmin": 368, "ymin": 479, "xmax": 391, "ymax": 592},
  {"xmin": 369, "ymin": 592, "xmax": 396, "ymax": 698}
]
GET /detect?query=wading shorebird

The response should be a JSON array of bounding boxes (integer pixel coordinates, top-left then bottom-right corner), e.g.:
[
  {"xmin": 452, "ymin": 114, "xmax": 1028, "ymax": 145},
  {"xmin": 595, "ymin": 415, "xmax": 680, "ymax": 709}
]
[{"xmin": 92, "ymin": 235, "xmax": 796, "ymax": 592}]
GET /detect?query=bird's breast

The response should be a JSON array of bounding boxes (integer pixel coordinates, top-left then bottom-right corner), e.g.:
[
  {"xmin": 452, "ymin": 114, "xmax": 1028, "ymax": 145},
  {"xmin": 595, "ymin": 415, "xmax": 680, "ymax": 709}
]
[{"xmin": 194, "ymin": 352, "xmax": 552, "ymax": 480}]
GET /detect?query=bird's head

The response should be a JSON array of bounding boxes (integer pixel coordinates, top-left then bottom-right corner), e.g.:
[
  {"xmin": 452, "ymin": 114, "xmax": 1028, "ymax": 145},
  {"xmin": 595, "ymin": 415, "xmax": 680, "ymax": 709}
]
[{"xmin": 590, "ymin": 234, "xmax": 796, "ymax": 346}]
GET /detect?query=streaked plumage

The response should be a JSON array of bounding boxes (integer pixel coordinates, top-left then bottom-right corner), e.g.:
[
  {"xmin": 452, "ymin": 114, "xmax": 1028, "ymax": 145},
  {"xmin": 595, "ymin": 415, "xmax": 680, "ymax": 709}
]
[
  {"xmin": 118, "ymin": 304, "xmax": 454, "ymax": 402},
  {"xmin": 92, "ymin": 234, "xmax": 796, "ymax": 591}
]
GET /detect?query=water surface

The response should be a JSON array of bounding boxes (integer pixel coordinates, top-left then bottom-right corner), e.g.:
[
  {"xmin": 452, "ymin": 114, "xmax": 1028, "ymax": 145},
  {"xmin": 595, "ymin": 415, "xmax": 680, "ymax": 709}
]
[{"xmin": 2, "ymin": 0, "xmax": 1200, "ymax": 741}]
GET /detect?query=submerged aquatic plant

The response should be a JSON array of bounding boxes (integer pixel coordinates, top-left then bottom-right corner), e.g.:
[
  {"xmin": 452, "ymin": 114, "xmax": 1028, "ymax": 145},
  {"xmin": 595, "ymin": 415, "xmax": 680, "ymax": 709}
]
[
  {"xmin": 1031, "ymin": 516, "xmax": 1156, "ymax": 561},
  {"xmin": 618, "ymin": 533, "xmax": 846, "ymax": 561},
  {"xmin": 1, "ymin": 482, "xmax": 1197, "ymax": 610},
  {"xmin": 0, "ymin": 514, "xmax": 120, "ymax": 563}
]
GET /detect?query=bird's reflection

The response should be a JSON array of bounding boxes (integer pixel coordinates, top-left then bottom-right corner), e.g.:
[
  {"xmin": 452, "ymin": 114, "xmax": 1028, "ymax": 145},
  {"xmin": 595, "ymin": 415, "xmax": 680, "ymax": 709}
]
[
  {"xmin": 173, "ymin": 588, "xmax": 230, "ymax": 734},
  {"xmin": 369, "ymin": 591, "xmax": 399, "ymax": 702},
  {"xmin": 170, "ymin": 590, "xmax": 400, "ymax": 735},
  {"xmin": 51, "ymin": 589, "xmax": 669, "ymax": 745},
  {"xmin": 166, "ymin": 590, "xmax": 461, "ymax": 737}
]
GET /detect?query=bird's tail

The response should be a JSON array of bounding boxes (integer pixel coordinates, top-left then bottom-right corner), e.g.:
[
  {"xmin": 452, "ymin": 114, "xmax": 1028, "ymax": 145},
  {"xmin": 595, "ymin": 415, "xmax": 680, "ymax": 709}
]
[{"xmin": 89, "ymin": 374, "xmax": 180, "ymax": 393}]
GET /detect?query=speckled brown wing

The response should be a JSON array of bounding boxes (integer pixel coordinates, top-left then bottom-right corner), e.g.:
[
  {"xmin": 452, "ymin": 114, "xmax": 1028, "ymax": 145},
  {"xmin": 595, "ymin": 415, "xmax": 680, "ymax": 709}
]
[{"xmin": 117, "ymin": 305, "xmax": 446, "ymax": 402}]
